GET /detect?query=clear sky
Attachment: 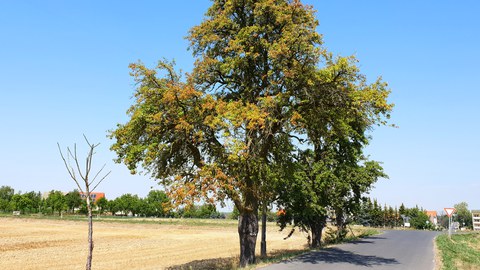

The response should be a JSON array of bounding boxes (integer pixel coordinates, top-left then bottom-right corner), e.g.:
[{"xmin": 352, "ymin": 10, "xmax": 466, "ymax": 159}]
[{"xmin": 1, "ymin": 1, "xmax": 479, "ymax": 213}]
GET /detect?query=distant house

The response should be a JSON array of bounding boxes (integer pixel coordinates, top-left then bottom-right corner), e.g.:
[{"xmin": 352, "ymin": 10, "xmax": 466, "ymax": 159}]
[
  {"xmin": 79, "ymin": 192, "xmax": 105, "ymax": 204},
  {"xmin": 425, "ymin": 211, "xmax": 438, "ymax": 226},
  {"xmin": 472, "ymin": 210, "xmax": 480, "ymax": 231}
]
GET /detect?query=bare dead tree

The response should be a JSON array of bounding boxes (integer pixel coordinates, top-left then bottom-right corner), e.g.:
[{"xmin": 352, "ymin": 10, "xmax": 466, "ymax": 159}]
[{"xmin": 58, "ymin": 135, "xmax": 110, "ymax": 270}]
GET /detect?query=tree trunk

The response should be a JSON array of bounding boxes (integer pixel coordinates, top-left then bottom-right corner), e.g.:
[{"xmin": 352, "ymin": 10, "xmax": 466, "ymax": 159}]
[
  {"xmin": 310, "ymin": 222, "xmax": 323, "ymax": 248},
  {"xmin": 260, "ymin": 202, "xmax": 267, "ymax": 257},
  {"xmin": 86, "ymin": 195, "xmax": 93, "ymax": 270},
  {"xmin": 238, "ymin": 211, "xmax": 259, "ymax": 267},
  {"xmin": 335, "ymin": 210, "xmax": 347, "ymax": 241},
  {"xmin": 310, "ymin": 216, "xmax": 326, "ymax": 248}
]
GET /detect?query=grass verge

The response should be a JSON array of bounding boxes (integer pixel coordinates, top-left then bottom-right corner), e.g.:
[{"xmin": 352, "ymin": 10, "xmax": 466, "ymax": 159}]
[{"xmin": 436, "ymin": 232, "xmax": 480, "ymax": 270}]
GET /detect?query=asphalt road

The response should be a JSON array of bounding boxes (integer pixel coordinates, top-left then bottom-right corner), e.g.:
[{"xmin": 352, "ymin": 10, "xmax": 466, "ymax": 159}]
[{"xmin": 261, "ymin": 230, "xmax": 441, "ymax": 270}]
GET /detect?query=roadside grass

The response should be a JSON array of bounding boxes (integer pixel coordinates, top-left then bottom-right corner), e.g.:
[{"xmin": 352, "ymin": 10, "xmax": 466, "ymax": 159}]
[{"xmin": 436, "ymin": 232, "xmax": 480, "ymax": 270}]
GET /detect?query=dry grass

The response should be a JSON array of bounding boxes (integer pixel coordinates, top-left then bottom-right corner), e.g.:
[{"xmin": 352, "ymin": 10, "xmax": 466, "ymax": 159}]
[{"xmin": 0, "ymin": 217, "xmax": 309, "ymax": 269}]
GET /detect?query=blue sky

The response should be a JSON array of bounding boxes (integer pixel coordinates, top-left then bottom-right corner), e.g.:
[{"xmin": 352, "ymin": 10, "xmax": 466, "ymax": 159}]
[{"xmin": 1, "ymin": 1, "xmax": 479, "ymax": 212}]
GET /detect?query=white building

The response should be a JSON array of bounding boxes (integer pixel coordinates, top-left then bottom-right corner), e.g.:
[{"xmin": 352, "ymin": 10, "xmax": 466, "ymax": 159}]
[{"xmin": 472, "ymin": 210, "xmax": 480, "ymax": 231}]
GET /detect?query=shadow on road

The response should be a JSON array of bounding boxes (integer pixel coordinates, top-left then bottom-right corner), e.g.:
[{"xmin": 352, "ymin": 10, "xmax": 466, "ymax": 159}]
[
  {"xmin": 281, "ymin": 247, "xmax": 399, "ymax": 267},
  {"xmin": 348, "ymin": 236, "xmax": 386, "ymax": 245}
]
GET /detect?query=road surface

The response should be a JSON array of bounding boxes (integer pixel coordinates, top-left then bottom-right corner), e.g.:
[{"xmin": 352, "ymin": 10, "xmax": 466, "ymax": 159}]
[{"xmin": 261, "ymin": 230, "xmax": 440, "ymax": 270}]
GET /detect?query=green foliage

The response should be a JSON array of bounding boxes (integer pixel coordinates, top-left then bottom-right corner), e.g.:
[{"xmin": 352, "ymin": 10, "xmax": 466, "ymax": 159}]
[
  {"xmin": 112, "ymin": 194, "xmax": 142, "ymax": 216},
  {"xmin": 453, "ymin": 202, "xmax": 472, "ymax": 229},
  {"xmin": 354, "ymin": 199, "xmax": 432, "ymax": 230},
  {"xmin": 95, "ymin": 197, "xmax": 108, "ymax": 214},
  {"xmin": 406, "ymin": 207, "xmax": 434, "ymax": 230},
  {"xmin": 0, "ymin": 186, "xmax": 15, "ymax": 212},
  {"xmin": 65, "ymin": 190, "xmax": 82, "ymax": 213},
  {"xmin": 107, "ymin": 199, "xmax": 118, "ymax": 215},
  {"xmin": 276, "ymin": 149, "xmax": 387, "ymax": 246},
  {"xmin": 6, "ymin": 191, "xmax": 41, "ymax": 214},
  {"xmin": 399, "ymin": 203, "xmax": 406, "ymax": 215},
  {"xmin": 369, "ymin": 199, "xmax": 384, "ymax": 227},
  {"xmin": 229, "ymin": 205, "xmax": 240, "ymax": 220},
  {"xmin": 0, "ymin": 185, "xmax": 15, "ymax": 200},
  {"xmin": 439, "ymin": 214, "xmax": 450, "ymax": 229},
  {"xmin": 181, "ymin": 204, "xmax": 223, "ymax": 219},
  {"xmin": 45, "ymin": 190, "xmax": 67, "ymax": 215},
  {"xmin": 143, "ymin": 190, "xmax": 171, "ymax": 217}
]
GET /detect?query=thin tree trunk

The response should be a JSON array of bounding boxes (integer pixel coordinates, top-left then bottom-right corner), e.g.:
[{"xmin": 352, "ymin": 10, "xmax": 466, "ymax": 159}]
[
  {"xmin": 260, "ymin": 202, "xmax": 267, "ymax": 257},
  {"xmin": 335, "ymin": 210, "xmax": 346, "ymax": 241},
  {"xmin": 238, "ymin": 211, "xmax": 259, "ymax": 267},
  {"xmin": 86, "ymin": 194, "xmax": 93, "ymax": 270}
]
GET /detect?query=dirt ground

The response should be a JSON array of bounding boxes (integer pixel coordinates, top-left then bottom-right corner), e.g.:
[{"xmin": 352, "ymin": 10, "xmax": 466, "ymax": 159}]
[{"xmin": 0, "ymin": 217, "xmax": 308, "ymax": 269}]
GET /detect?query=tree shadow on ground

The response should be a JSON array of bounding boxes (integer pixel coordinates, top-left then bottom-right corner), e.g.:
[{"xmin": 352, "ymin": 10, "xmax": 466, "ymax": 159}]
[
  {"xmin": 166, "ymin": 257, "xmax": 238, "ymax": 270},
  {"xmin": 166, "ymin": 249, "xmax": 308, "ymax": 270},
  {"xmin": 348, "ymin": 236, "xmax": 386, "ymax": 245},
  {"xmin": 283, "ymin": 247, "xmax": 399, "ymax": 267}
]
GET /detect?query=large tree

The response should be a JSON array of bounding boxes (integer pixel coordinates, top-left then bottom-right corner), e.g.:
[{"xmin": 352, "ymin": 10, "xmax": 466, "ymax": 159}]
[
  {"xmin": 144, "ymin": 190, "xmax": 171, "ymax": 217},
  {"xmin": 46, "ymin": 190, "xmax": 67, "ymax": 215},
  {"xmin": 65, "ymin": 190, "xmax": 83, "ymax": 213},
  {"xmin": 110, "ymin": 0, "xmax": 391, "ymax": 266},
  {"xmin": 0, "ymin": 186, "xmax": 15, "ymax": 212},
  {"xmin": 276, "ymin": 150, "xmax": 386, "ymax": 247},
  {"xmin": 454, "ymin": 202, "xmax": 472, "ymax": 229}
]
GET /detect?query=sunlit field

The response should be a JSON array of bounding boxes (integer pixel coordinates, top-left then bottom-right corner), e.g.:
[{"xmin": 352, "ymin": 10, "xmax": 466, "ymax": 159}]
[{"xmin": 0, "ymin": 217, "xmax": 309, "ymax": 269}]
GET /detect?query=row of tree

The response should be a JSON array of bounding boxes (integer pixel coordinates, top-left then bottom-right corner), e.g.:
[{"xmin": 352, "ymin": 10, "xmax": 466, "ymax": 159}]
[
  {"xmin": 355, "ymin": 199, "xmax": 434, "ymax": 230},
  {"xmin": 107, "ymin": 191, "xmax": 222, "ymax": 218},
  {"xmin": 355, "ymin": 199, "xmax": 476, "ymax": 230},
  {"xmin": 0, "ymin": 185, "xmax": 223, "ymax": 219},
  {"xmin": 0, "ymin": 186, "xmax": 83, "ymax": 215}
]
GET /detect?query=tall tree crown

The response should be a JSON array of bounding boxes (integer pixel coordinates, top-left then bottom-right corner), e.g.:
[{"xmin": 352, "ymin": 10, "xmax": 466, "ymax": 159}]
[{"xmin": 189, "ymin": 0, "xmax": 322, "ymax": 100}]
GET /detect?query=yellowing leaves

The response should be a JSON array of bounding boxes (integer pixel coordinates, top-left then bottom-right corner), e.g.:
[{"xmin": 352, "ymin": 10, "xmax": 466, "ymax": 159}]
[
  {"xmin": 290, "ymin": 111, "xmax": 304, "ymax": 126},
  {"xmin": 174, "ymin": 118, "xmax": 194, "ymax": 132}
]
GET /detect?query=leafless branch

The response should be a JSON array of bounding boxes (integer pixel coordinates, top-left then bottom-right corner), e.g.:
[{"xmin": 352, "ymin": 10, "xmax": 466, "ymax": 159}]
[
  {"xmin": 57, "ymin": 143, "xmax": 85, "ymax": 193},
  {"xmin": 91, "ymin": 171, "xmax": 111, "ymax": 192}
]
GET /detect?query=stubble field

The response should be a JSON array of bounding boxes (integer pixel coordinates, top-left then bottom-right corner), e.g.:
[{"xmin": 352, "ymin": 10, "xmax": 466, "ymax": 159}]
[{"xmin": 0, "ymin": 217, "xmax": 308, "ymax": 269}]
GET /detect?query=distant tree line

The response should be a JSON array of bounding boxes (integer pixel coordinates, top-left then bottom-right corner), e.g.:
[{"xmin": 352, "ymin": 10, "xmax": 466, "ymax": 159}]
[
  {"xmin": 0, "ymin": 185, "xmax": 224, "ymax": 219},
  {"xmin": 353, "ymin": 198, "xmax": 474, "ymax": 231},
  {"xmin": 0, "ymin": 186, "xmax": 42, "ymax": 214},
  {"xmin": 355, "ymin": 198, "xmax": 436, "ymax": 230}
]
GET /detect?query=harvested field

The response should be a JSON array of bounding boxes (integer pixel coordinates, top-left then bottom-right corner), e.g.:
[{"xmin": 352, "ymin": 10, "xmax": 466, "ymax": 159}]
[{"xmin": 0, "ymin": 217, "xmax": 308, "ymax": 269}]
